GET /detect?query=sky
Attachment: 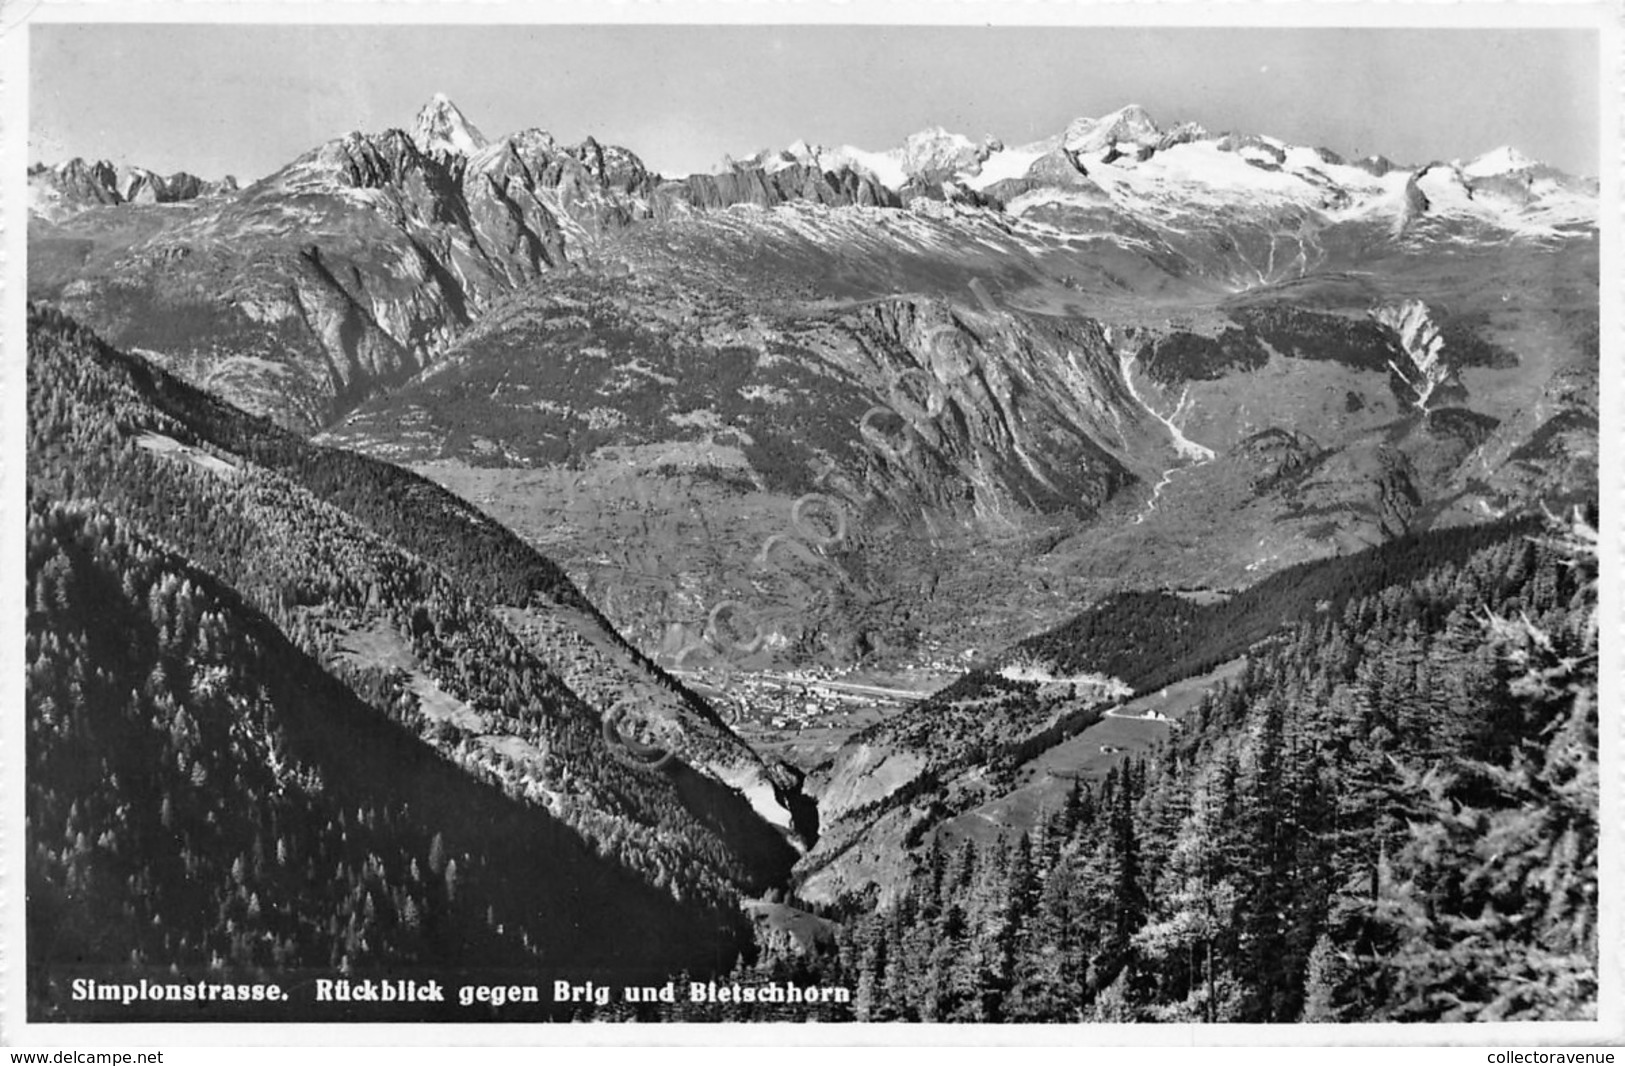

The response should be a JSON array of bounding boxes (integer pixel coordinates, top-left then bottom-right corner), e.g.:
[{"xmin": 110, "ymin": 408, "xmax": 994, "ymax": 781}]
[{"xmin": 29, "ymin": 23, "xmax": 1602, "ymax": 181}]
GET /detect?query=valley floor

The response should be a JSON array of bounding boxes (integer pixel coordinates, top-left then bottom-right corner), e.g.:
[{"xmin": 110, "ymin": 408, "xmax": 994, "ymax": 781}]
[{"xmin": 676, "ymin": 666, "xmax": 945, "ymax": 768}]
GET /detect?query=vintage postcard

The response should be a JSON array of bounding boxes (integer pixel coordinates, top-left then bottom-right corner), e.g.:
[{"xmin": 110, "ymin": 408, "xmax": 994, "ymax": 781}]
[{"xmin": 2, "ymin": 0, "xmax": 1619, "ymax": 1048}]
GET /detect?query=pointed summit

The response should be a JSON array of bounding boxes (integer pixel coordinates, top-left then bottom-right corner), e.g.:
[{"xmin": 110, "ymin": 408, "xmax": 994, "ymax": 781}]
[
  {"xmin": 899, "ymin": 126, "xmax": 988, "ymax": 177},
  {"xmin": 1063, "ymin": 104, "xmax": 1163, "ymax": 156},
  {"xmin": 1462, "ymin": 145, "xmax": 1538, "ymax": 179},
  {"xmin": 411, "ymin": 93, "xmax": 488, "ymax": 157}
]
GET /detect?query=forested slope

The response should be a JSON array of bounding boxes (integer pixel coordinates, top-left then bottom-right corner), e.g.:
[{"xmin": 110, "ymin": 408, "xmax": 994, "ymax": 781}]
[
  {"xmin": 24, "ymin": 306, "xmax": 798, "ymax": 1019},
  {"xmin": 26, "ymin": 501, "xmax": 735, "ymax": 1019},
  {"xmin": 757, "ymin": 511, "xmax": 1599, "ymax": 1023},
  {"xmin": 1008, "ymin": 517, "xmax": 1547, "ymax": 696}
]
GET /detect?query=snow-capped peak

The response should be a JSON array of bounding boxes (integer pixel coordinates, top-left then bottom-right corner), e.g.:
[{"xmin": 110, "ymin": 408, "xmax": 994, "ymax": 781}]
[
  {"xmin": 1064, "ymin": 104, "xmax": 1163, "ymax": 155},
  {"xmin": 1463, "ymin": 145, "xmax": 1538, "ymax": 178},
  {"xmin": 697, "ymin": 106, "xmax": 1589, "ymax": 241},
  {"xmin": 411, "ymin": 93, "xmax": 489, "ymax": 157},
  {"xmin": 900, "ymin": 126, "xmax": 989, "ymax": 176}
]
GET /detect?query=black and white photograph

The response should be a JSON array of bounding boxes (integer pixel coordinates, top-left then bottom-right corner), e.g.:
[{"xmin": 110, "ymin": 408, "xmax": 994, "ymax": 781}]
[{"xmin": 3, "ymin": 0, "xmax": 1618, "ymax": 1045}]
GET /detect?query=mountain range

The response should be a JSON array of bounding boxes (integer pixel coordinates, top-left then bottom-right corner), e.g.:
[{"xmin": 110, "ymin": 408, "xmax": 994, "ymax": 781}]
[
  {"xmin": 29, "ymin": 96, "xmax": 1597, "ymax": 663},
  {"xmin": 30, "ymin": 97, "xmax": 1594, "ymax": 424}
]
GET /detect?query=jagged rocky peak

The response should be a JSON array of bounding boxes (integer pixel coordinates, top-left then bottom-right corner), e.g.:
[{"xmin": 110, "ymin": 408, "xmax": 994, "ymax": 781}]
[
  {"xmin": 782, "ymin": 137, "xmax": 821, "ymax": 162},
  {"xmin": 467, "ymin": 126, "xmax": 561, "ymax": 173},
  {"xmin": 28, "ymin": 156, "xmax": 231, "ymax": 220},
  {"xmin": 1412, "ymin": 160, "xmax": 1476, "ymax": 208},
  {"xmin": 411, "ymin": 91, "xmax": 489, "ymax": 157},
  {"xmin": 303, "ymin": 128, "xmax": 431, "ymax": 189},
  {"xmin": 1214, "ymin": 131, "xmax": 1287, "ymax": 163},
  {"xmin": 1064, "ymin": 103, "xmax": 1164, "ymax": 155},
  {"xmin": 734, "ymin": 138, "xmax": 824, "ymax": 171},
  {"xmin": 1156, "ymin": 120, "xmax": 1211, "ymax": 151},
  {"xmin": 900, "ymin": 126, "xmax": 996, "ymax": 178},
  {"xmin": 42, "ymin": 158, "xmax": 122, "ymax": 200},
  {"xmin": 1353, "ymin": 154, "xmax": 1399, "ymax": 177},
  {"xmin": 569, "ymin": 135, "xmax": 651, "ymax": 191}
]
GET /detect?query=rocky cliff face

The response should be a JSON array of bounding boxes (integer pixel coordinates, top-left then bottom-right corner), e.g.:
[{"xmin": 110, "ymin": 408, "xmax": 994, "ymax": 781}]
[
  {"xmin": 655, "ymin": 163, "xmax": 899, "ymax": 215},
  {"xmin": 315, "ymin": 275, "xmax": 1171, "ymax": 663}
]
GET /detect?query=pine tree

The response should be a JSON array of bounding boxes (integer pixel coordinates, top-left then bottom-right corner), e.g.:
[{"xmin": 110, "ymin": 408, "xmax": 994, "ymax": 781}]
[{"xmin": 428, "ymin": 832, "xmax": 447, "ymax": 876}]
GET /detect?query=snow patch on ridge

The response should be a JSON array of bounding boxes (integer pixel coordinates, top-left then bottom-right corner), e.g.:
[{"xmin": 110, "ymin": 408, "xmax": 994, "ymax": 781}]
[
  {"xmin": 1117, "ymin": 345, "xmax": 1215, "ymax": 464},
  {"xmin": 1374, "ymin": 300, "xmax": 1449, "ymax": 411},
  {"xmin": 965, "ymin": 144, "xmax": 1051, "ymax": 190},
  {"xmin": 823, "ymin": 145, "xmax": 909, "ymax": 189},
  {"xmin": 1111, "ymin": 334, "xmax": 1216, "ymax": 525},
  {"xmin": 1463, "ymin": 145, "xmax": 1538, "ymax": 178}
]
